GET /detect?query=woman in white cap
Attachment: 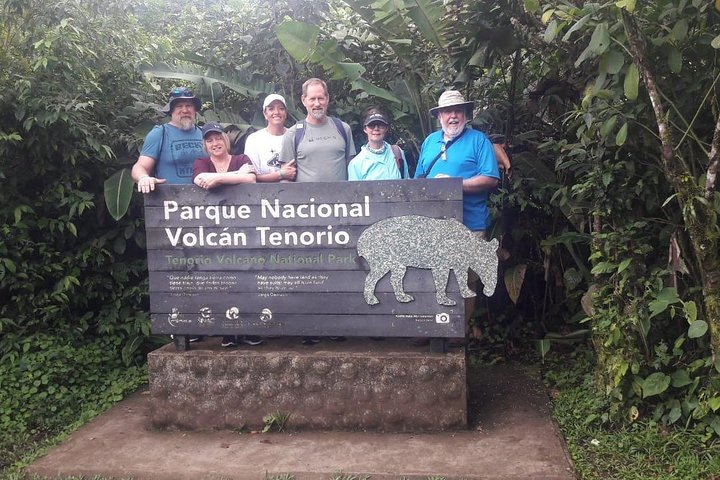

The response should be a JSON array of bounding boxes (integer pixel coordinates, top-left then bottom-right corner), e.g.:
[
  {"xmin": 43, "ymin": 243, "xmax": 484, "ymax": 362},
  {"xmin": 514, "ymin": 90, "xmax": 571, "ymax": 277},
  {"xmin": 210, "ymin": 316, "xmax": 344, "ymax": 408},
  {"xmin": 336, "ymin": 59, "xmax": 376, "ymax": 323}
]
[
  {"xmin": 192, "ymin": 122, "xmax": 257, "ymax": 190},
  {"xmin": 348, "ymin": 106, "xmax": 408, "ymax": 181},
  {"xmin": 244, "ymin": 94, "xmax": 297, "ymax": 182}
]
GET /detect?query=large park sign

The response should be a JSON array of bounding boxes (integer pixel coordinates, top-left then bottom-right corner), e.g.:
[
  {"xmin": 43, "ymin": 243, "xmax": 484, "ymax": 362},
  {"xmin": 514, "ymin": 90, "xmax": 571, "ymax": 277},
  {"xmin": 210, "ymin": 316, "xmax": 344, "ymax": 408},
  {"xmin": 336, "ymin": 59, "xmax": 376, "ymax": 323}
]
[{"xmin": 144, "ymin": 178, "xmax": 498, "ymax": 340}]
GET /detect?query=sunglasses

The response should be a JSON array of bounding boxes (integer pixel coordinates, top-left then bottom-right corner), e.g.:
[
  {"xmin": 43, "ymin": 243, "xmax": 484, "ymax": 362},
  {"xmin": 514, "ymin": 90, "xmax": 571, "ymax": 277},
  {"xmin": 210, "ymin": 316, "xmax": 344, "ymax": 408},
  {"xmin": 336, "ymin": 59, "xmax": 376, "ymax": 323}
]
[
  {"xmin": 366, "ymin": 122, "xmax": 388, "ymax": 130},
  {"xmin": 169, "ymin": 87, "xmax": 194, "ymax": 98}
]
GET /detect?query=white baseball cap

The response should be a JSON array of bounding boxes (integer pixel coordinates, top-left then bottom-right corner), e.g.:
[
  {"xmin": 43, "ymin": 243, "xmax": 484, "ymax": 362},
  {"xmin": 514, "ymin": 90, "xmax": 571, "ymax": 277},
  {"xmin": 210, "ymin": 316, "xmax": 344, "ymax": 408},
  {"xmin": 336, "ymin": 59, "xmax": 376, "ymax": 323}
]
[{"xmin": 263, "ymin": 94, "xmax": 287, "ymax": 110}]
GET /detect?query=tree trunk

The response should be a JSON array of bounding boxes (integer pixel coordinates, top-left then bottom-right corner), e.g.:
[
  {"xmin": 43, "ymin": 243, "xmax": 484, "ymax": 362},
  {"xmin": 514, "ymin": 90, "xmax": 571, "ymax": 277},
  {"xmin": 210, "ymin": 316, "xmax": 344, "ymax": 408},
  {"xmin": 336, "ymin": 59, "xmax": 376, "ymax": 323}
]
[{"xmin": 623, "ymin": 11, "xmax": 720, "ymax": 354}]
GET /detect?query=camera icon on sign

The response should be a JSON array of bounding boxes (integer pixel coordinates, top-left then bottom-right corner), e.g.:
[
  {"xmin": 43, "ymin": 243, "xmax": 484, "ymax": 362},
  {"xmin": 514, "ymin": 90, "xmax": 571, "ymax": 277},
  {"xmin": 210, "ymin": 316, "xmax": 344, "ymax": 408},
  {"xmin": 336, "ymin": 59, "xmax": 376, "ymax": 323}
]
[{"xmin": 435, "ymin": 313, "xmax": 450, "ymax": 324}]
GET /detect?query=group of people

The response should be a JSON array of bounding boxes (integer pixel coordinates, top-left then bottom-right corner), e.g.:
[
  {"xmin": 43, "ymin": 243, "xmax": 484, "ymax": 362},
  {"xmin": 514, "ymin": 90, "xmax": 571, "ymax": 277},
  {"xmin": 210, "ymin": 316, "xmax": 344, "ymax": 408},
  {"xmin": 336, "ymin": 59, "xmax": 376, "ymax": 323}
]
[{"xmin": 132, "ymin": 77, "xmax": 510, "ymax": 348}]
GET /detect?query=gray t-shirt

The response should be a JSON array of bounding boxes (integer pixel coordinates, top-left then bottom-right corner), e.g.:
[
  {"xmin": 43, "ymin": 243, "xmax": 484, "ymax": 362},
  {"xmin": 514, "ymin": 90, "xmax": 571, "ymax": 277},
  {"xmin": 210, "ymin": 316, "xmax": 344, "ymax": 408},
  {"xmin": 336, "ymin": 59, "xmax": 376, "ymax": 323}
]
[{"xmin": 279, "ymin": 117, "xmax": 356, "ymax": 182}]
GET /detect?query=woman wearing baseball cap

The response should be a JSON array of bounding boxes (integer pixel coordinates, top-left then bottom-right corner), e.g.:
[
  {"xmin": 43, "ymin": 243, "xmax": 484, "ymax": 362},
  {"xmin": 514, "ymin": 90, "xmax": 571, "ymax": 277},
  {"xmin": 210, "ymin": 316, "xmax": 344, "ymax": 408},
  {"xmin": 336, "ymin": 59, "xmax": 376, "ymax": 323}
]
[
  {"xmin": 192, "ymin": 122, "xmax": 257, "ymax": 190},
  {"xmin": 244, "ymin": 94, "xmax": 297, "ymax": 182},
  {"xmin": 348, "ymin": 106, "xmax": 408, "ymax": 181}
]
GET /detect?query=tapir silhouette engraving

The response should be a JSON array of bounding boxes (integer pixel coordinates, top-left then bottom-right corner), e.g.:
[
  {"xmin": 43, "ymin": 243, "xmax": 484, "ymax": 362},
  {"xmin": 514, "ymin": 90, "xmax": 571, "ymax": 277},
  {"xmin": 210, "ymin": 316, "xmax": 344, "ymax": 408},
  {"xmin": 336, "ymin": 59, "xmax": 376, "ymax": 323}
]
[{"xmin": 357, "ymin": 215, "xmax": 499, "ymax": 306}]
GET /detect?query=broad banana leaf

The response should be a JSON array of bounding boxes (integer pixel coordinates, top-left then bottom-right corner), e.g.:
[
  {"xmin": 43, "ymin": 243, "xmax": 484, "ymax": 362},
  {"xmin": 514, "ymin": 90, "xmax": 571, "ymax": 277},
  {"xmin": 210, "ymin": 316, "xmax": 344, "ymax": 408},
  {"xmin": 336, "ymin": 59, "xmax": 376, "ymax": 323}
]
[
  {"xmin": 276, "ymin": 20, "xmax": 401, "ymax": 104},
  {"xmin": 143, "ymin": 62, "xmax": 268, "ymax": 98},
  {"xmin": 104, "ymin": 168, "xmax": 135, "ymax": 221}
]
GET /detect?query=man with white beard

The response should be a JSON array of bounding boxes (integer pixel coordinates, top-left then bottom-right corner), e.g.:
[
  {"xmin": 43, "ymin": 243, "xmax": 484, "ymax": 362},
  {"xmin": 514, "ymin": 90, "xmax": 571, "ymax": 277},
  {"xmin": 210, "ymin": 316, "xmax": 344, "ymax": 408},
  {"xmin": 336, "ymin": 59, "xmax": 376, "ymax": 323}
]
[
  {"xmin": 132, "ymin": 87, "xmax": 204, "ymax": 193},
  {"xmin": 414, "ymin": 90, "xmax": 500, "ymax": 347},
  {"xmin": 415, "ymin": 90, "xmax": 500, "ymax": 232}
]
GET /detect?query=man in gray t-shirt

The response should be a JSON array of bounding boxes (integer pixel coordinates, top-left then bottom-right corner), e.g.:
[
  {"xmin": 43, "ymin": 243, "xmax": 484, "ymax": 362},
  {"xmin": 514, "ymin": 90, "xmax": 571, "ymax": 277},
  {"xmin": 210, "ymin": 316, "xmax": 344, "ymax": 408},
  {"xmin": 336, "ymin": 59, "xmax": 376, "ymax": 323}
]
[{"xmin": 278, "ymin": 78, "xmax": 355, "ymax": 182}]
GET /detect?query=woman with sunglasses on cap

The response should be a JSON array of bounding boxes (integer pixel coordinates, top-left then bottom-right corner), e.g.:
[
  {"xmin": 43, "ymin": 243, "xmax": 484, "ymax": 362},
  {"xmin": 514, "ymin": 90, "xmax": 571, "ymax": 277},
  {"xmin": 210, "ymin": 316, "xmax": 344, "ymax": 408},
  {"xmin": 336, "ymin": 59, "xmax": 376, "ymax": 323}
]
[
  {"xmin": 193, "ymin": 122, "xmax": 257, "ymax": 190},
  {"xmin": 348, "ymin": 107, "xmax": 408, "ymax": 181}
]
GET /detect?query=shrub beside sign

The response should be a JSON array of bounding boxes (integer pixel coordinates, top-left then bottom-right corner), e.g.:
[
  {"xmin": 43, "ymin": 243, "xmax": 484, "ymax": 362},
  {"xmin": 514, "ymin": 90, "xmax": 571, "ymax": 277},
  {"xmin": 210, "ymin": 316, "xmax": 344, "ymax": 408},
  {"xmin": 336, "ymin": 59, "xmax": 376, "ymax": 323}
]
[{"xmin": 144, "ymin": 178, "xmax": 465, "ymax": 338}]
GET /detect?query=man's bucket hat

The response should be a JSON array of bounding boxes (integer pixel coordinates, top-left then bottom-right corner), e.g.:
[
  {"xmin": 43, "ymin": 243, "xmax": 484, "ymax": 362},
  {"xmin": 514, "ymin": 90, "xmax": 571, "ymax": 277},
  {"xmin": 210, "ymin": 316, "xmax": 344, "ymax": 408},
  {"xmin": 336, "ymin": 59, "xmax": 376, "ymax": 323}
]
[
  {"xmin": 162, "ymin": 87, "xmax": 202, "ymax": 116},
  {"xmin": 429, "ymin": 90, "xmax": 475, "ymax": 117}
]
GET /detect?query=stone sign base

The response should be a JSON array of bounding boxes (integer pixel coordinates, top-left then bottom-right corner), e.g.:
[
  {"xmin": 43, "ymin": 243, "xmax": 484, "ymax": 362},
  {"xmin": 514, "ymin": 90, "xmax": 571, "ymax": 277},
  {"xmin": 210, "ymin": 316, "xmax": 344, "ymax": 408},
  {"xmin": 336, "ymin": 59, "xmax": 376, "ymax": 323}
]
[{"xmin": 148, "ymin": 337, "xmax": 466, "ymax": 432}]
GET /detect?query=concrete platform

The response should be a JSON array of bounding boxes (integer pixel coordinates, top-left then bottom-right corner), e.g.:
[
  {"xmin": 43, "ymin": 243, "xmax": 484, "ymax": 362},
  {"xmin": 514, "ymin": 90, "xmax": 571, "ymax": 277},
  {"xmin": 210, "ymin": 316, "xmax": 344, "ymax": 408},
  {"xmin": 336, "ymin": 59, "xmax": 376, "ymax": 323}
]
[{"xmin": 27, "ymin": 358, "xmax": 575, "ymax": 479}]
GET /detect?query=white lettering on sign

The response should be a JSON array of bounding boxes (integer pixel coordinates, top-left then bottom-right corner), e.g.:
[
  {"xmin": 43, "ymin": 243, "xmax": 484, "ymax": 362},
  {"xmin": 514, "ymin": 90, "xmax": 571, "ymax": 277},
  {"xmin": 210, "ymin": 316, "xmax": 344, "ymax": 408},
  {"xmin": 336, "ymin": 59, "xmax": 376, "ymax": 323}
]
[
  {"xmin": 165, "ymin": 227, "xmax": 247, "ymax": 247},
  {"xmin": 255, "ymin": 226, "xmax": 350, "ymax": 246},
  {"xmin": 159, "ymin": 195, "xmax": 369, "ymax": 248},
  {"xmin": 260, "ymin": 196, "xmax": 370, "ymax": 219},
  {"xmin": 163, "ymin": 201, "xmax": 251, "ymax": 225}
]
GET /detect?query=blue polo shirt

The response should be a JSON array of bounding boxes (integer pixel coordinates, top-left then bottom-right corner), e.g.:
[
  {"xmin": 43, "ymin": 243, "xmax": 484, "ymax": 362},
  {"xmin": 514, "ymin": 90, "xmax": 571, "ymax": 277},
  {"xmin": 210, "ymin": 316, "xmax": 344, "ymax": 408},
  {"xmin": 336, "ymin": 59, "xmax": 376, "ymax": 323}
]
[{"xmin": 414, "ymin": 127, "xmax": 499, "ymax": 230}]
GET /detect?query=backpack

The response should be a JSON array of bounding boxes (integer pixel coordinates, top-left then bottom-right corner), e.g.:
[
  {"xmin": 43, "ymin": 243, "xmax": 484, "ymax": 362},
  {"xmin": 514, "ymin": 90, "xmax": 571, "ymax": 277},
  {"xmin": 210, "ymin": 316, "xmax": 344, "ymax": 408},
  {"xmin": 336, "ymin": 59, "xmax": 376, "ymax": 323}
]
[
  {"xmin": 293, "ymin": 117, "xmax": 349, "ymax": 160},
  {"xmin": 227, "ymin": 125, "xmax": 256, "ymax": 155},
  {"xmin": 389, "ymin": 144, "xmax": 405, "ymax": 179}
]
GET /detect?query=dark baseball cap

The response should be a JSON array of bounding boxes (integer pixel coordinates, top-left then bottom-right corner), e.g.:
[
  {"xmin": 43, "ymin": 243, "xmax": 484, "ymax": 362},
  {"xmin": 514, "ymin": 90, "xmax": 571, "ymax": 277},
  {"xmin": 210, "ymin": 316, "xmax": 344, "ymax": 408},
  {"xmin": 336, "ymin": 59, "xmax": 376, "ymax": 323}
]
[
  {"xmin": 363, "ymin": 111, "xmax": 390, "ymax": 126},
  {"xmin": 201, "ymin": 122, "xmax": 224, "ymax": 137}
]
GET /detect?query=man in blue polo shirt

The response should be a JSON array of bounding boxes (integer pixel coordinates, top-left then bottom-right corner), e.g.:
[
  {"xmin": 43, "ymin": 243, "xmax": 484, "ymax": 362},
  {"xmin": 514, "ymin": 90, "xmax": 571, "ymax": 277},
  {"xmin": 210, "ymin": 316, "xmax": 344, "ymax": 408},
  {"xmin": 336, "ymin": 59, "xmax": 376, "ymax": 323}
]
[
  {"xmin": 415, "ymin": 90, "xmax": 500, "ymax": 230},
  {"xmin": 414, "ymin": 90, "xmax": 500, "ymax": 346}
]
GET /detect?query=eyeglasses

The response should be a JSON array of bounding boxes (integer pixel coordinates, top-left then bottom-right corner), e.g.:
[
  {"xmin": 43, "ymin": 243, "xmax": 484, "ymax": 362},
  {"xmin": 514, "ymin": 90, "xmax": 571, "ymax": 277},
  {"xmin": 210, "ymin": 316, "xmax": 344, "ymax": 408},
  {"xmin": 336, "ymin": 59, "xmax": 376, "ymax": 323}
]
[
  {"xmin": 169, "ymin": 87, "xmax": 194, "ymax": 98},
  {"xmin": 366, "ymin": 122, "xmax": 388, "ymax": 130}
]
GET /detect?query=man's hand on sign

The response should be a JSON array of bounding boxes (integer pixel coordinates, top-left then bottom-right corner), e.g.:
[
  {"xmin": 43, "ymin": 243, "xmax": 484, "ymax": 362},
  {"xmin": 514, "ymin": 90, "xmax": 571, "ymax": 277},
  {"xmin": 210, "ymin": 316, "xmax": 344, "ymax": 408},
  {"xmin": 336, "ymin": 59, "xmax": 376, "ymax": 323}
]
[{"xmin": 137, "ymin": 175, "xmax": 166, "ymax": 194}]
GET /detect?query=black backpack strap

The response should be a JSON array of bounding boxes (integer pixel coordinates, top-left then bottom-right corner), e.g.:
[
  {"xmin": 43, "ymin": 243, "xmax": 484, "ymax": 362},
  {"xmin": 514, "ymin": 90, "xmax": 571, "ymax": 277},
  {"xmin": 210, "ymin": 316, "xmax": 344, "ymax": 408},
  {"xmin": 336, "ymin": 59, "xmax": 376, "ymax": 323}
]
[
  {"xmin": 158, "ymin": 124, "xmax": 166, "ymax": 162},
  {"xmin": 293, "ymin": 121, "xmax": 306, "ymax": 161},
  {"xmin": 417, "ymin": 127, "xmax": 468, "ymax": 178},
  {"xmin": 330, "ymin": 117, "xmax": 349, "ymax": 153},
  {"xmin": 416, "ymin": 148, "xmax": 443, "ymax": 179}
]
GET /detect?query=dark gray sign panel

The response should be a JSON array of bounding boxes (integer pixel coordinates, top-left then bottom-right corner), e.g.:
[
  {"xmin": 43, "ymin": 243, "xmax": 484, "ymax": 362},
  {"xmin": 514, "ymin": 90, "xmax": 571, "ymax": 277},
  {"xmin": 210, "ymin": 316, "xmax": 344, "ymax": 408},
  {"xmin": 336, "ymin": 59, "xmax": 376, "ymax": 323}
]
[{"xmin": 145, "ymin": 178, "xmax": 478, "ymax": 338}]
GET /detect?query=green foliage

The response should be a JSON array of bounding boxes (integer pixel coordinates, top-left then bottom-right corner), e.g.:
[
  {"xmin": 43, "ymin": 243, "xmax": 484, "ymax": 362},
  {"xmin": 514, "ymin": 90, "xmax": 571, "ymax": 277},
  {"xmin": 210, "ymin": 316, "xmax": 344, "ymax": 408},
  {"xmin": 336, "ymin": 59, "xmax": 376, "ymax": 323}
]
[
  {"xmin": 587, "ymin": 220, "xmax": 720, "ymax": 430},
  {"xmin": 0, "ymin": 335, "xmax": 147, "ymax": 472},
  {"xmin": 266, "ymin": 474, "xmax": 294, "ymax": 480},
  {"xmin": 275, "ymin": 19, "xmax": 401, "ymax": 104},
  {"xmin": 104, "ymin": 168, "xmax": 135, "ymax": 221},
  {"xmin": 0, "ymin": 0, "xmax": 160, "ymax": 362},
  {"xmin": 328, "ymin": 474, "xmax": 371, "ymax": 480},
  {"xmin": 545, "ymin": 348, "xmax": 720, "ymax": 479},
  {"xmin": 524, "ymin": 0, "xmax": 720, "ymax": 435}
]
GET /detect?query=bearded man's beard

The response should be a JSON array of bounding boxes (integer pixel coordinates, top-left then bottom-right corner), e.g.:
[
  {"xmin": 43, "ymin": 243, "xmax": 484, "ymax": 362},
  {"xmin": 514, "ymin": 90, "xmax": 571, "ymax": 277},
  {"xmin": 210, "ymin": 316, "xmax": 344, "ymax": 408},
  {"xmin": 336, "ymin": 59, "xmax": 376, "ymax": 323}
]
[
  {"xmin": 440, "ymin": 119, "xmax": 465, "ymax": 139},
  {"xmin": 178, "ymin": 117, "xmax": 195, "ymax": 131},
  {"xmin": 309, "ymin": 109, "xmax": 326, "ymax": 120}
]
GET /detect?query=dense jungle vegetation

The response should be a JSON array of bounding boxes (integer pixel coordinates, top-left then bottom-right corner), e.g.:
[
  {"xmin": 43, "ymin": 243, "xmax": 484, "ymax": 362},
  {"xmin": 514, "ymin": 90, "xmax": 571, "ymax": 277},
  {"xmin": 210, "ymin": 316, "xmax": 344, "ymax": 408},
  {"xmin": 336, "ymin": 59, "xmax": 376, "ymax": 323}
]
[{"xmin": 1, "ymin": 0, "xmax": 719, "ymax": 477}]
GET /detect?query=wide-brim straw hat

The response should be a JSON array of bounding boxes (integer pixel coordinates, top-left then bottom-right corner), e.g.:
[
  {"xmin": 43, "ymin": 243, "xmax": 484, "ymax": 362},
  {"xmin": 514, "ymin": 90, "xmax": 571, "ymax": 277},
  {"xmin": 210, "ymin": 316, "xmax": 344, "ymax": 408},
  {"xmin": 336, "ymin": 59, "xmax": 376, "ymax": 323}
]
[{"xmin": 429, "ymin": 90, "xmax": 475, "ymax": 117}]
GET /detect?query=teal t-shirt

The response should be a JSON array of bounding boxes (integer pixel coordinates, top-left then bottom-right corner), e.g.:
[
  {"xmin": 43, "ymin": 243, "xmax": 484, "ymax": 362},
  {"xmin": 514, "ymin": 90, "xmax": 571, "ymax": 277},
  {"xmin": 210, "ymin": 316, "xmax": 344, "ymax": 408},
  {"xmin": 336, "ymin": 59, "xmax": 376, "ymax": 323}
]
[
  {"xmin": 348, "ymin": 142, "xmax": 407, "ymax": 181},
  {"xmin": 140, "ymin": 124, "xmax": 204, "ymax": 184}
]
